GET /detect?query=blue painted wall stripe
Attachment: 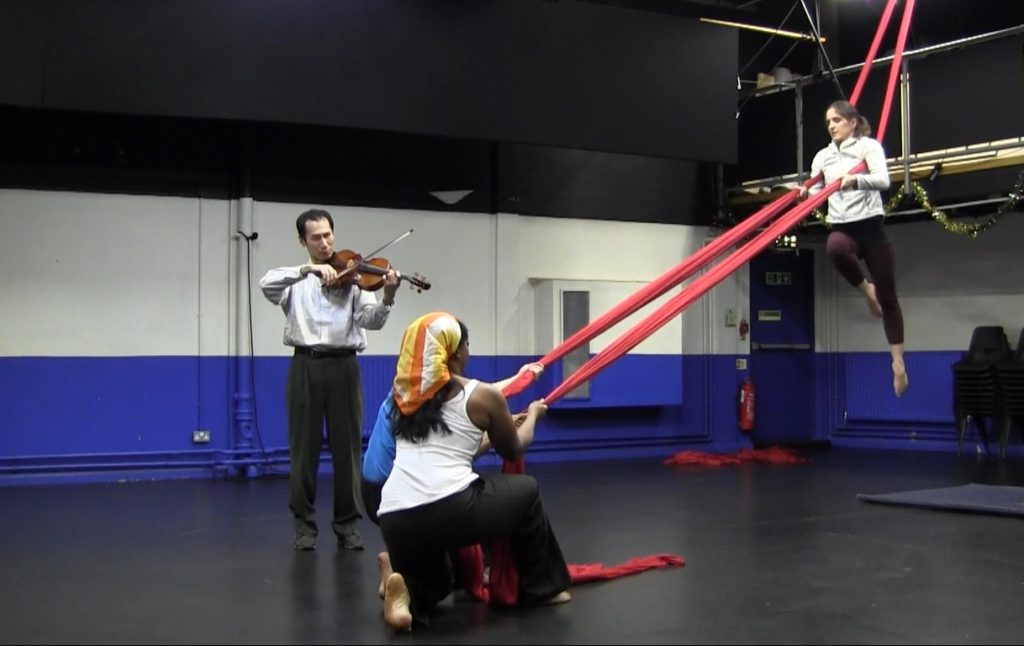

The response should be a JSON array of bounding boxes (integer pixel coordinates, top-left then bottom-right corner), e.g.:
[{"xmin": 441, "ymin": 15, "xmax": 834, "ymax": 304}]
[
  {"xmin": 0, "ymin": 354, "xmax": 736, "ymax": 483},
  {"xmin": 4, "ymin": 350, "xmax": 1005, "ymax": 484}
]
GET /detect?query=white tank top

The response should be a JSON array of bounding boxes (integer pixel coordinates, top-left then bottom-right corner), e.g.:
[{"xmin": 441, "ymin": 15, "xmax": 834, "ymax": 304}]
[{"xmin": 377, "ymin": 380, "xmax": 483, "ymax": 516}]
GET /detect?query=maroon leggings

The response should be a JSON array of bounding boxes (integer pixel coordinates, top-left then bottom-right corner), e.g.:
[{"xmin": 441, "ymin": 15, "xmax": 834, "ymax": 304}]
[{"xmin": 826, "ymin": 216, "xmax": 904, "ymax": 345}]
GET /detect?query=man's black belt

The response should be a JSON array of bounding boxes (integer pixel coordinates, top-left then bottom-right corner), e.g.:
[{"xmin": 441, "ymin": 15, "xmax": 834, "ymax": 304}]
[{"xmin": 293, "ymin": 346, "xmax": 356, "ymax": 359}]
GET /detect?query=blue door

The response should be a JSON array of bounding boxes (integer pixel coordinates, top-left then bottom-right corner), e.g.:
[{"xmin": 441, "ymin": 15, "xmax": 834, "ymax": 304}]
[{"xmin": 749, "ymin": 249, "xmax": 816, "ymax": 445}]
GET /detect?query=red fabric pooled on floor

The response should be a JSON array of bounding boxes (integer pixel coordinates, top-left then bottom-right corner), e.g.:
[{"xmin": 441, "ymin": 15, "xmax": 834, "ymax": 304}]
[
  {"xmin": 455, "ymin": 544, "xmax": 490, "ymax": 603},
  {"xmin": 466, "ymin": 457, "xmax": 686, "ymax": 605},
  {"xmin": 569, "ymin": 554, "xmax": 685, "ymax": 584},
  {"xmin": 459, "ymin": 545, "xmax": 685, "ymax": 605},
  {"xmin": 663, "ymin": 446, "xmax": 808, "ymax": 467},
  {"xmin": 738, "ymin": 447, "xmax": 809, "ymax": 464}
]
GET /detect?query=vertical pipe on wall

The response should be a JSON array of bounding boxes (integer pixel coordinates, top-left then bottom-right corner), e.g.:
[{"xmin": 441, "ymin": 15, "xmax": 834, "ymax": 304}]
[
  {"xmin": 233, "ymin": 193, "xmax": 258, "ymax": 478},
  {"xmin": 196, "ymin": 197, "xmax": 204, "ymax": 441},
  {"xmin": 701, "ymin": 236, "xmax": 714, "ymax": 440}
]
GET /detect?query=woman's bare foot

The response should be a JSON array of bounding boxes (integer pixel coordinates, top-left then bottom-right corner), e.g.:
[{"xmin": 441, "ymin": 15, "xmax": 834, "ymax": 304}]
[
  {"xmin": 383, "ymin": 572, "xmax": 413, "ymax": 632},
  {"xmin": 377, "ymin": 551, "xmax": 392, "ymax": 600},
  {"xmin": 863, "ymin": 282, "xmax": 883, "ymax": 318},
  {"xmin": 892, "ymin": 360, "xmax": 909, "ymax": 397},
  {"xmin": 541, "ymin": 590, "xmax": 572, "ymax": 605}
]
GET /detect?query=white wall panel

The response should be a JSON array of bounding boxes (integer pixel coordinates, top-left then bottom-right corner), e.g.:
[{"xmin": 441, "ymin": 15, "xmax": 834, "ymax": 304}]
[
  {"xmin": 837, "ymin": 293, "xmax": 1024, "ymax": 353},
  {"xmin": 529, "ymin": 278, "xmax": 684, "ymax": 355},
  {"xmin": 816, "ymin": 216, "xmax": 1024, "ymax": 353},
  {"xmin": 500, "ymin": 215, "xmax": 716, "ymax": 355},
  {"xmin": 0, "ymin": 189, "xmax": 221, "ymax": 356},
  {"xmin": 494, "ymin": 213, "xmax": 526, "ymax": 356},
  {"xmin": 699, "ymin": 234, "xmax": 750, "ymax": 356},
  {"xmin": 199, "ymin": 198, "xmax": 233, "ymax": 357}
]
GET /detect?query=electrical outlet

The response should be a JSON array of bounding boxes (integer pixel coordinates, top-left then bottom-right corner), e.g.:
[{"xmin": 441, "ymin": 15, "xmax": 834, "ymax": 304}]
[
  {"xmin": 192, "ymin": 430, "xmax": 211, "ymax": 444},
  {"xmin": 725, "ymin": 308, "xmax": 737, "ymax": 327},
  {"xmin": 735, "ymin": 358, "xmax": 747, "ymax": 370}
]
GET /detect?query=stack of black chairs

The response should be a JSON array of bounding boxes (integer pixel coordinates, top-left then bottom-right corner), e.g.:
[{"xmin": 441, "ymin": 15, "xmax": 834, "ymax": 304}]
[
  {"xmin": 995, "ymin": 328, "xmax": 1024, "ymax": 458},
  {"xmin": 953, "ymin": 326, "xmax": 1010, "ymax": 456}
]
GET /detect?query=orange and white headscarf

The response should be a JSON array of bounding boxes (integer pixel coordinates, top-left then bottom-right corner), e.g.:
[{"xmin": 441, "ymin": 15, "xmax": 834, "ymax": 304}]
[{"xmin": 392, "ymin": 311, "xmax": 463, "ymax": 416}]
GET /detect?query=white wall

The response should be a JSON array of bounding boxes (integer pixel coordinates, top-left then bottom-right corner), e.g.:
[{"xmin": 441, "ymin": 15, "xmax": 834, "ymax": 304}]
[
  {"xmin": 249, "ymin": 202, "xmax": 498, "ymax": 357},
  {"xmin": 2, "ymin": 189, "xmax": 744, "ymax": 361},
  {"xmin": 497, "ymin": 214, "xmax": 742, "ymax": 357},
  {"xmin": 815, "ymin": 215, "xmax": 1024, "ymax": 353},
  {"xmin": 0, "ymin": 189, "xmax": 233, "ymax": 357},
  {"xmin": 700, "ymin": 232, "xmax": 752, "ymax": 357}
]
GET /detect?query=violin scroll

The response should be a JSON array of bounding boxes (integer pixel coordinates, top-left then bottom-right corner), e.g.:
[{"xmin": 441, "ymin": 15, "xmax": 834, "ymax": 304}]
[{"xmin": 402, "ymin": 272, "xmax": 431, "ymax": 293}]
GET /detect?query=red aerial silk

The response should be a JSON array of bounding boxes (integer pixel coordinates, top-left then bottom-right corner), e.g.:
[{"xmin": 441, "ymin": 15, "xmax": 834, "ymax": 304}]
[
  {"xmin": 875, "ymin": 0, "xmax": 916, "ymax": 143},
  {"xmin": 849, "ymin": 0, "xmax": 898, "ymax": 106},
  {"xmin": 544, "ymin": 177, "xmax": 847, "ymax": 405},
  {"xmin": 544, "ymin": 0, "xmax": 916, "ymax": 405},
  {"xmin": 454, "ymin": 544, "xmax": 490, "ymax": 602},
  {"xmin": 486, "ymin": 457, "xmax": 525, "ymax": 606},
  {"xmin": 480, "ymin": 0, "xmax": 914, "ymax": 606},
  {"xmin": 499, "ymin": 190, "xmax": 798, "ymax": 398},
  {"xmin": 500, "ymin": 0, "xmax": 908, "ymax": 402}
]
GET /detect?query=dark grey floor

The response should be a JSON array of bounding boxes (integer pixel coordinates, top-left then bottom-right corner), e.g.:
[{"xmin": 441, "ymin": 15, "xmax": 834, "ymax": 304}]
[{"xmin": 2, "ymin": 447, "xmax": 1024, "ymax": 644}]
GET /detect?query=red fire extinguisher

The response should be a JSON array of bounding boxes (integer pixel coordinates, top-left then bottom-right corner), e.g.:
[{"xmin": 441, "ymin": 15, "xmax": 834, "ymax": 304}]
[{"xmin": 739, "ymin": 376, "xmax": 755, "ymax": 432}]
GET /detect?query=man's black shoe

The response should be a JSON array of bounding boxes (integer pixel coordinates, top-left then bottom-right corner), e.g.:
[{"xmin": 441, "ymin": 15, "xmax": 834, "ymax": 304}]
[
  {"xmin": 338, "ymin": 531, "xmax": 366, "ymax": 551},
  {"xmin": 293, "ymin": 533, "xmax": 317, "ymax": 551}
]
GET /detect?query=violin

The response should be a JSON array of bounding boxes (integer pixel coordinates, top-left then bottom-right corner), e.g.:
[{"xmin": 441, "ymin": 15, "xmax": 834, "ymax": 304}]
[{"xmin": 325, "ymin": 249, "xmax": 431, "ymax": 293}]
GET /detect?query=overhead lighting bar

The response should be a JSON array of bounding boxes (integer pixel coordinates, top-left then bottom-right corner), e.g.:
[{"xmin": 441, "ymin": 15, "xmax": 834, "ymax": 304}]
[{"xmin": 700, "ymin": 17, "xmax": 826, "ymax": 43}]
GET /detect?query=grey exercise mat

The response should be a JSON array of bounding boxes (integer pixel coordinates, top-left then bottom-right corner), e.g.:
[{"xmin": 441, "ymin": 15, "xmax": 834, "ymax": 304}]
[{"xmin": 857, "ymin": 483, "xmax": 1024, "ymax": 517}]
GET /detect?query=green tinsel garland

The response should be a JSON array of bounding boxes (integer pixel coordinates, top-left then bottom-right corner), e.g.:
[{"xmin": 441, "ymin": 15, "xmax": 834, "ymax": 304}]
[{"xmin": 810, "ymin": 167, "xmax": 1024, "ymax": 237}]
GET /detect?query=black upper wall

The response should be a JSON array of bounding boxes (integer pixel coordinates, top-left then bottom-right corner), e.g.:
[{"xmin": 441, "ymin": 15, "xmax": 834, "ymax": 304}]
[
  {"xmin": 0, "ymin": 0, "xmax": 737, "ymax": 164},
  {"xmin": 736, "ymin": 35, "xmax": 1024, "ymax": 182}
]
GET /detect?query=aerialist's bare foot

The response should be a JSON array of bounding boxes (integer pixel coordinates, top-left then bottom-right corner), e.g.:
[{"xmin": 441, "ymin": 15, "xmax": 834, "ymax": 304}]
[
  {"xmin": 892, "ymin": 360, "xmax": 909, "ymax": 397},
  {"xmin": 377, "ymin": 551, "xmax": 392, "ymax": 600},
  {"xmin": 384, "ymin": 572, "xmax": 413, "ymax": 632},
  {"xmin": 864, "ymin": 282, "xmax": 883, "ymax": 318},
  {"xmin": 541, "ymin": 590, "xmax": 572, "ymax": 605}
]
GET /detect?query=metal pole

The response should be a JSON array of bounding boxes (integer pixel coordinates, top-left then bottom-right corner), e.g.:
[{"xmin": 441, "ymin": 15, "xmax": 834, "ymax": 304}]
[
  {"xmin": 795, "ymin": 85, "xmax": 804, "ymax": 179},
  {"xmin": 737, "ymin": 137, "xmax": 1024, "ymax": 192},
  {"xmin": 900, "ymin": 59, "xmax": 912, "ymax": 196},
  {"xmin": 831, "ymin": 25, "xmax": 1024, "ymax": 76},
  {"xmin": 749, "ymin": 25, "xmax": 1024, "ymax": 98},
  {"xmin": 799, "ymin": 0, "xmax": 845, "ymax": 100}
]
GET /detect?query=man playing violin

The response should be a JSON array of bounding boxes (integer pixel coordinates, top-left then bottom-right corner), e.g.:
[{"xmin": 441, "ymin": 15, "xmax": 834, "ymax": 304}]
[{"xmin": 260, "ymin": 208, "xmax": 400, "ymax": 552}]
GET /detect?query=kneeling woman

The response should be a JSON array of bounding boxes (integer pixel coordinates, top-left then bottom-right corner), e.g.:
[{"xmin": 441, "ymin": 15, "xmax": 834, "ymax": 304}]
[{"xmin": 378, "ymin": 312, "xmax": 571, "ymax": 631}]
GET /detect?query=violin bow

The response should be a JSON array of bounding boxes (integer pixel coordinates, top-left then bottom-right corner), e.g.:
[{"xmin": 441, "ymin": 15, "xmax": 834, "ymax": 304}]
[{"xmin": 361, "ymin": 228, "xmax": 414, "ymax": 260}]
